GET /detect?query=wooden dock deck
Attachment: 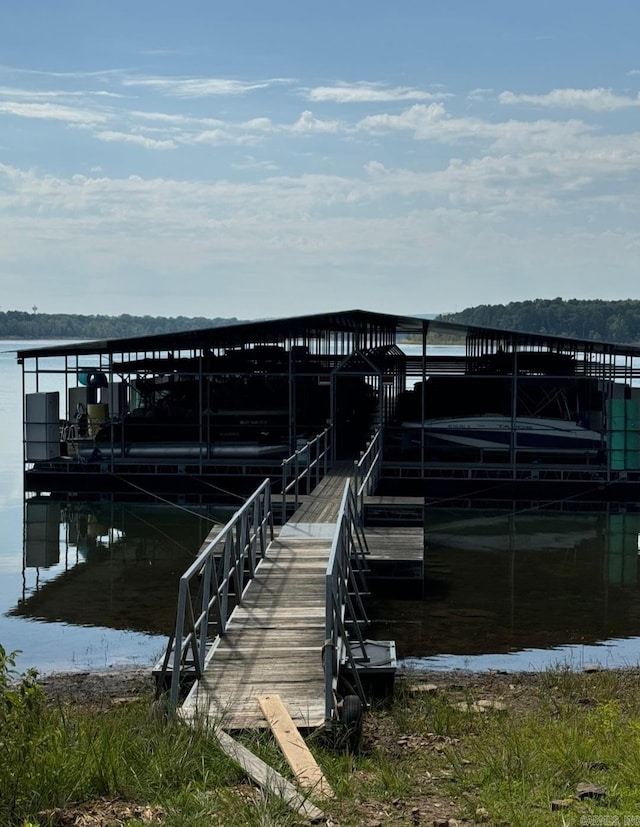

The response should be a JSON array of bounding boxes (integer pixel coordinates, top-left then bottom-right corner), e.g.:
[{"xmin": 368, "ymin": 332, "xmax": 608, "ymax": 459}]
[{"xmin": 181, "ymin": 463, "xmax": 354, "ymax": 730}]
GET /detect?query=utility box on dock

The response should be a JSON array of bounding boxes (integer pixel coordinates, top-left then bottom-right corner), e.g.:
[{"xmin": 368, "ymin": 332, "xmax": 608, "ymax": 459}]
[
  {"xmin": 25, "ymin": 392, "xmax": 61, "ymax": 461},
  {"xmin": 341, "ymin": 639, "xmax": 397, "ymax": 702}
]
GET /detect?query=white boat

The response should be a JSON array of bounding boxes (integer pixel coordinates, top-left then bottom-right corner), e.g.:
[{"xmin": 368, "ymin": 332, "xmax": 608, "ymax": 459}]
[{"xmin": 403, "ymin": 414, "xmax": 603, "ymax": 454}]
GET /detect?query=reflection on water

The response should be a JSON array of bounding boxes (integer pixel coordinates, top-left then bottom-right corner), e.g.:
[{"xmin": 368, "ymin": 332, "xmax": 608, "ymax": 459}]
[
  {"xmin": 5, "ymin": 496, "xmax": 232, "ymax": 673},
  {"xmin": 370, "ymin": 505, "xmax": 640, "ymax": 671},
  {"xmin": 12, "ymin": 497, "xmax": 640, "ymax": 674}
]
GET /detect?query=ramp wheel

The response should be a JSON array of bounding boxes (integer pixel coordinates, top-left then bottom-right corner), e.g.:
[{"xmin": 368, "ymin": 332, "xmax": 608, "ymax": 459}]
[{"xmin": 341, "ymin": 694, "xmax": 363, "ymax": 753}]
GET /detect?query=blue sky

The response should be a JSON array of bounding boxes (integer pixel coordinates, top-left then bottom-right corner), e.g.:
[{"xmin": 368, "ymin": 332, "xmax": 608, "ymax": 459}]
[{"xmin": 1, "ymin": 1, "xmax": 639, "ymax": 319}]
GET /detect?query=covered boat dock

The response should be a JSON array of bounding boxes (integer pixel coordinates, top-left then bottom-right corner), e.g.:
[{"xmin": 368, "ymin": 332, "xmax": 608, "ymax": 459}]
[{"xmin": 16, "ymin": 309, "xmax": 640, "ymax": 501}]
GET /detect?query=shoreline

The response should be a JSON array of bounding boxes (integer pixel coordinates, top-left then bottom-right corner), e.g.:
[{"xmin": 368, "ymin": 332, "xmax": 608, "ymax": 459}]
[{"xmin": 30, "ymin": 663, "xmax": 632, "ymax": 708}]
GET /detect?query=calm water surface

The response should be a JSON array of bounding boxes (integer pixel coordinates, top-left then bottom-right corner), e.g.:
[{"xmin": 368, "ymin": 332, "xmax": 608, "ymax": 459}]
[
  {"xmin": 371, "ymin": 506, "xmax": 640, "ymax": 671},
  {"xmin": 3, "ymin": 341, "xmax": 640, "ymax": 675}
]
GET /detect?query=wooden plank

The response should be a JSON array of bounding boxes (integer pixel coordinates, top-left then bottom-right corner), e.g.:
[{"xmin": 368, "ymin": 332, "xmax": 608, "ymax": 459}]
[
  {"xmin": 231, "ymin": 603, "xmax": 325, "ymax": 612},
  {"xmin": 270, "ymin": 538, "xmax": 335, "ymax": 546},
  {"xmin": 223, "ymin": 617, "xmax": 325, "ymax": 630},
  {"xmin": 249, "ymin": 573, "xmax": 328, "ymax": 583},
  {"xmin": 206, "ymin": 652, "xmax": 321, "ymax": 666},
  {"xmin": 260, "ymin": 561, "xmax": 330, "ymax": 568},
  {"xmin": 242, "ymin": 600, "xmax": 325, "ymax": 619},
  {"xmin": 219, "ymin": 639, "xmax": 322, "ymax": 650},
  {"xmin": 259, "ymin": 694, "xmax": 333, "ymax": 799},
  {"xmin": 214, "ymin": 635, "xmax": 322, "ymax": 650},
  {"xmin": 213, "ymin": 727, "xmax": 325, "ymax": 823}
]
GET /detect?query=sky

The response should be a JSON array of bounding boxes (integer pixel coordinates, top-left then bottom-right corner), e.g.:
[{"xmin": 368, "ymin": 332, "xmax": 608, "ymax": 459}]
[{"xmin": 0, "ymin": 0, "xmax": 639, "ymax": 320}]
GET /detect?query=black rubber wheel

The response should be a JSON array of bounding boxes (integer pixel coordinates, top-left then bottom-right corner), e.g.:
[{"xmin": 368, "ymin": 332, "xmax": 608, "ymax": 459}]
[{"xmin": 341, "ymin": 694, "xmax": 364, "ymax": 753}]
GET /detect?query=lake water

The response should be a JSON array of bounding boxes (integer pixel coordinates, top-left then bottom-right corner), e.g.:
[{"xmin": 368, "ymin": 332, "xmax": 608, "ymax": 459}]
[
  {"xmin": 3, "ymin": 340, "xmax": 640, "ymax": 676},
  {"xmin": 371, "ymin": 505, "xmax": 640, "ymax": 672}
]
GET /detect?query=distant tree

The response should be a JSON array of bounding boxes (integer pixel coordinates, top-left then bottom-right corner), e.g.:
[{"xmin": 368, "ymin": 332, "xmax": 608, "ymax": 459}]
[
  {"xmin": 438, "ymin": 298, "xmax": 640, "ymax": 345},
  {"xmin": 0, "ymin": 310, "xmax": 241, "ymax": 339}
]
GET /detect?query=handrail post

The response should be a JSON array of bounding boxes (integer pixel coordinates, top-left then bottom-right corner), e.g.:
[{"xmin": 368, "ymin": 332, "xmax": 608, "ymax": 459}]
[
  {"xmin": 198, "ymin": 555, "xmax": 213, "ymax": 667},
  {"xmin": 324, "ymin": 428, "xmax": 329, "ymax": 476},
  {"xmin": 170, "ymin": 580, "xmax": 188, "ymax": 705},
  {"xmin": 267, "ymin": 485, "xmax": 274, "ymax": 544},
  {"xmin": 281, "ymin": 459, "xmax": 286, "ymax": 526},
  {"xmin": 324, "ymin": 568, "xmax": 334, "ymax": 723}
]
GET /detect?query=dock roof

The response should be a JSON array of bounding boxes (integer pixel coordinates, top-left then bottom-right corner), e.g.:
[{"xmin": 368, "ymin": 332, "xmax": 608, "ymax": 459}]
[{"xmin": 14, "ymin": 308, "xmax": 640, "ymax": 359}]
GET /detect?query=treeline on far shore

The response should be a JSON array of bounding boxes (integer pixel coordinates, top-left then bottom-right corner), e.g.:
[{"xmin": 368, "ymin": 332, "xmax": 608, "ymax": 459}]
[
  {"xmin": 0, "ymin": 310, "xmax": 239, "ymax": 340},
  {"xmin": 3, "ymin": 298, "xmax": 639, "ymax": 345},
  {"xmin": 438, "ymin": 298, "xmax": 640, "ymax": 344}
]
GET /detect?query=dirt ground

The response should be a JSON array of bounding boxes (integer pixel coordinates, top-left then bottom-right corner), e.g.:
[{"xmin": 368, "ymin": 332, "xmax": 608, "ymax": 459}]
[{"xmin": 36, "ymin": 666, "xmax": 157, "ymax": 707}]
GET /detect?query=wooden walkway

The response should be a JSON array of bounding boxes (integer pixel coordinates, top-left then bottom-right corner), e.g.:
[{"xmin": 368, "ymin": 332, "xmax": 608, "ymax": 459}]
[{"xmin": 181, "ymin": 463, "xmax": 354, "ymax": 730}]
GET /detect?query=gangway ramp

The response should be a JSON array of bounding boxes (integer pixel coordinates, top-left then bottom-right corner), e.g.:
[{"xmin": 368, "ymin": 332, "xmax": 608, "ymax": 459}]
[
  {"xmin": 180, "ymin": 536, "xmax": 331, "ymax": 729},
  {"xmin": 176, "ymin": 463, "xmax": 356, "ymax": 731}
]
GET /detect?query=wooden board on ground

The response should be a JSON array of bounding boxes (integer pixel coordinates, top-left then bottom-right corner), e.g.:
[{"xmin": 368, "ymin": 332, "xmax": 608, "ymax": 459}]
[
  {"xmin": 259, "ymin": 694, "xmax": 333, "ymax": 799},
  {"xmin": 214, "ymin": 726, "xmax": 325, "ymax": 823}
]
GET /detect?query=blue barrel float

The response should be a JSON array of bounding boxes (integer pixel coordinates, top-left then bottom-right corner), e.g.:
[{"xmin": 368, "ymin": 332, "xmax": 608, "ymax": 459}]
[{"xmin": 78, "ymin": 371, "xmax": 108, "ymax": 389}]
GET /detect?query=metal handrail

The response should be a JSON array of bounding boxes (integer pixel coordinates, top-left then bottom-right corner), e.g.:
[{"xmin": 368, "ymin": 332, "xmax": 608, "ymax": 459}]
[
  {"xmin": 353, "ymin": 427, "xmax": 383, "ymax": 521},
  {"xmin": 324, "ymin": 480, "xmax": 371, "ymax": 724},
  {"xmin": 160, "ymin": 478, "xmax": 274, "ymax": 706},
  {"xmin": 280, "ymin": 426, "xmax": 332, "ymax": 523}
]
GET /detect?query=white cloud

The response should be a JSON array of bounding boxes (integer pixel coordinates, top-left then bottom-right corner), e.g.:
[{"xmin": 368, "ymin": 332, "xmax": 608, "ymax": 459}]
[
  {"xmin": 0, "ymin": 100, "xmax": 107, "ymax": 123},
  {"xmin": 91, "ymin": 91, "xmax": 128, "ymax": 99},
  {"xmin": 0, "ymin": 86, "xmax": 83, "ymax": 99},
  {"xmin": 467, "ymin": 88, "xmax": 493, "ymax": 101},
  {"xmin": 499, "ymin": 88, "xmax": 640, "ymax": 111},
  {"xmin": 130, "ymin": 110, "xmax": 222, "ymax": 127},
  {"xmin": 357, "ymin": 102, "xmax": 447, "ymax": 136},
  {"xmin": 187, "ymin": 129, "xmax": 259, "ymax": 146},
  {"xmin": 305, "ymin": 82, "xmax": 448, "ymax": 103},
  {"xmin": 95, "ymin": 131, "xmax": 177, "ymax": 150},
  {"xmin": 288, "ymin": 110, "xmax": 342, "ymax": 134},
  {"xmin": 3, "ymin": 117, "xmax": 639, "ymax": 232},
  {"xmin": 0, "ymin": 86, "xmax": 127, "ymax": 102},
  {"xmin": 1, "ymin": 61, "xmax": 639, "ymax": 319},
  {"xmin": 232, "ymin": 156, "xmax": 279, "ymax": 171},
  {"xmin": 121, "ymin": 76, "xmax": 274, "ymax": 97},
  {"xmin": 239, "ymin": 117, "xmax": 275, "ymax": 132},
  {"xmin": 356, "ymin": 102, "xmax": 599, "ymax": 155},
  {"xmin": 0, "ymin": 66, "xmax": 124, "ymax": 80},
  {"xmin": 1, "ymin": 156, "xmax": 639, "ymax": 319}
]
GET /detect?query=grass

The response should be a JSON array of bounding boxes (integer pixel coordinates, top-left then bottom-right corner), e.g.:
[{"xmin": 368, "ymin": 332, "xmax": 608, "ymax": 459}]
[
  {"xmin": 6, "ymin": 648, "xmax": 640, "ymax": 825},
  {"xmin": 394, "ymin": 669, "xmax": 640, "ymax": 826}
]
